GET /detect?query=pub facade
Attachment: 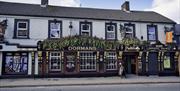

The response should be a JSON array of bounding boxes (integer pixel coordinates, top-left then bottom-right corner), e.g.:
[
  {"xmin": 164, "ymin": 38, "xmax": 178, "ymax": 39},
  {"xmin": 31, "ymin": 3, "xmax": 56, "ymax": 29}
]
[{"xmin": 0, "ymin": 0, "xmax": 179, "ymax": 78}]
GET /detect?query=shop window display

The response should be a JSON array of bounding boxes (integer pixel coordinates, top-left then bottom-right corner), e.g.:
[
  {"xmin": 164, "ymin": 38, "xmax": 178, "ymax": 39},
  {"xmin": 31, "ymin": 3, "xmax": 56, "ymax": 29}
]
[{"xmin": 4, "ymin": 53, "xmax": 28, "ymax": 74}]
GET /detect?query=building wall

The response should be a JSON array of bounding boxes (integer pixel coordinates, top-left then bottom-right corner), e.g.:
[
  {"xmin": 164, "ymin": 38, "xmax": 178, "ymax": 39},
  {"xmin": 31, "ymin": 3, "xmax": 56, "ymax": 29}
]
[{"xmin": 0, "ymin": 15, "xmax": 174, "ymax": 48}]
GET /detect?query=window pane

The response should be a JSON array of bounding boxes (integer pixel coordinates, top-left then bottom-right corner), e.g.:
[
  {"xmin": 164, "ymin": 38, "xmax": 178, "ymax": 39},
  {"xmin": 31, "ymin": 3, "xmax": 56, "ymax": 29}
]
[
  {"xmin": 82, "ymin": 32, "xmax": 89, "ymax": 36},
  {"xmin": 50, "ymin": 30, "xmax": 60, "ymax": 38},
  {"xmin": 106, "ymin": 24, "xmax": 116, "ymax": 39},
  {"xmin": 50, "ymin": 23, "xmax": 60, "ymax": 30},
  {"xmin": 125, "ymin": 33, "xmax": 133, "ymax": 38},
  {"xmin": 17, "ymin": 30, "xmax": 28, "ymax": 37},
  {"xmin": 80, "ymin": 52, "xmax": 96, "ymax": 71},
  {"xmin": 18, "ymin": 22, "xmax": 27, "ymax": 28},
  {"xmin": 5, "ymin": 53, "xmax": 28, "ymax": 74},
  {"xmin": 126, "ymin": 27, "xmax": 133, "ymax": 32},
  {"xmin": 107, "ymin": 26, "xmax": 114, "ymax": 31},
  {"xmin": 125, "ymin": 25, "xmax": 134, "ymax": 38},
  {"xmin": 107, "ymin": 32, "xmax": 115, "ymax": 39},
  {"xmin": 50, "ymin": 23, "xmax": 61, "ymax": 38},
  {"xmin": 148, "ymin": 26, "xmax": 156, "ymax": 40},
  {"xmin": 49, "ymin": 52, "xmax": 62, "ymax": 71},
  {"xmin": 82, "ymin": 24, "xmax": 90, "ymax": 30},
  {"xmin": 106, "ymin": 52, "xmax": 117, "ymax": 70}
]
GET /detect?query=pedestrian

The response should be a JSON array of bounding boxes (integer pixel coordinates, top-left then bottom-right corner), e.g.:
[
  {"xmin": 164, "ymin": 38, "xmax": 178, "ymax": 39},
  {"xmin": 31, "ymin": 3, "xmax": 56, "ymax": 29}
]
[{"xmin": 118, "ymin": 62, "xmax": 125, "ymax": 78}]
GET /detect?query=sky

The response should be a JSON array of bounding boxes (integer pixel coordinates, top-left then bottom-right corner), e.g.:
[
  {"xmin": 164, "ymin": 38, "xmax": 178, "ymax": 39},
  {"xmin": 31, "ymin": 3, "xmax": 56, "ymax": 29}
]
[{"xmin": 0, "ymin": 0, "xmax": 179, "ymax": 24}]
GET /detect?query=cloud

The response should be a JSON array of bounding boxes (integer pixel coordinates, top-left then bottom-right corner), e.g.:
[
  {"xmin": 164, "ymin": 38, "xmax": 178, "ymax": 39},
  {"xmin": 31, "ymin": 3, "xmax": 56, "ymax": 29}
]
[
  {"xmin": 0, "ymin": 0, "xmax": 80, "ymax": 7},
  {"xmin": 145, "ymin": 0, "xmax": 180, "ymax": 24}
]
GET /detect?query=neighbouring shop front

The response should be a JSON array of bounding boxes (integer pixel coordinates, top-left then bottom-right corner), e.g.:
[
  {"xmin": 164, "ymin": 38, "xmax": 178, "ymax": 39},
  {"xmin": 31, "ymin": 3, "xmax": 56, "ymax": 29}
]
[{"xmin": 2, "ymin": 52, "xmax": 28, "ymax": 75}]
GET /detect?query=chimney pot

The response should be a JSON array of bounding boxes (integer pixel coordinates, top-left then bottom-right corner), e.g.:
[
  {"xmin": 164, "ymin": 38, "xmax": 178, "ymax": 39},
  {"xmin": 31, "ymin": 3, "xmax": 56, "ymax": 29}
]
[
  {"xmin": 41, "ymin": 0, "xmax": 48, "ymax": 7},
  {"xmin": 121, "ymin": 1, "xmax": 130, "ymax": 12}
]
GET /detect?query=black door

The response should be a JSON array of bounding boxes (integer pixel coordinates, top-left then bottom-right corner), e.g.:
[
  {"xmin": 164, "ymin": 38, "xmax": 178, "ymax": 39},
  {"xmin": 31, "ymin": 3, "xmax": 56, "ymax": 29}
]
[
  {"xmin": 124, "ymin": 55, "xmax": 136, "ymax": 74},
  {"xmin": 148, "ymin": 52, "xmax": 158, "ymax": 75},
  {"xmin": 64, "ymin": 52, "xmax": 77, "ymax": 74}
]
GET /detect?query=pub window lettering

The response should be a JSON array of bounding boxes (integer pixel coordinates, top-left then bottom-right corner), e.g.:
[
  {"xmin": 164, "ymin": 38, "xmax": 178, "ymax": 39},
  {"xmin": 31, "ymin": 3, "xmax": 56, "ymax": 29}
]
[{"xmin": 15, "ymin": 19, "xmax": 29, "ymax": 38}]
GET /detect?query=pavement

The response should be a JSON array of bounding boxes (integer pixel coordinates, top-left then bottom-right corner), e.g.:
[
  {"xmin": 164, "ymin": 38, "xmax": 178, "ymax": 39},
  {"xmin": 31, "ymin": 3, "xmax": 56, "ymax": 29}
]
[{"xmin": 0, "ymin": 75, "xmax": 180, "ymax": 88}]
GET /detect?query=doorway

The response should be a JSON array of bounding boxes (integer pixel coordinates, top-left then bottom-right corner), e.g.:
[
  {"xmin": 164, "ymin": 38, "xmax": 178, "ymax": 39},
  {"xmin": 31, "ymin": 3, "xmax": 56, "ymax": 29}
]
[
  {"xmin": 64, "ymin": 52, "xmax": 77, "ymax": 74},
  {"xmin": 124, "ymin": 55, "xmax": 137, "ymax": 74},
  {"xmin": 148, "ymin": 52, "xmax": 158, "ymax": 75}
]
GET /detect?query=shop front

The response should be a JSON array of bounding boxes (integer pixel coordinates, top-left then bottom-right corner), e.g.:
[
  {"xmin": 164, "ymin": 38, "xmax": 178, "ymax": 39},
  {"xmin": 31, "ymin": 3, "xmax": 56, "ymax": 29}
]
[
  {"xmin": 37, "ymin": 36, "xmax": 123, "ymax": 77},
  {"xmin": 37, "ymin": 49, "xmax": 120, "ymax": 77},
  {"xmin": 2, "ymin": 52, "xmax": 28, "ymax": 75}
]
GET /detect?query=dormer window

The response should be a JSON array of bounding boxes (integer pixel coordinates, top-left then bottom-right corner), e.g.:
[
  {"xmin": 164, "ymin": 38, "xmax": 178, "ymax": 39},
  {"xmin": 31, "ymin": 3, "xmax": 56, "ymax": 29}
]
[
  {"xmin": 48, "ymin": 20, "xmax": 62, "ymax": 38},
  {"xmin": 14, "ymin": 19, "xmax": 29, "ymax": 39},
  {"xmin": 105, "ymin": 22, "xmax": 117, "ymax": 40},
  {"xmin": 80, "ymin": 21, "xmax": 92, "ymax": 36}
]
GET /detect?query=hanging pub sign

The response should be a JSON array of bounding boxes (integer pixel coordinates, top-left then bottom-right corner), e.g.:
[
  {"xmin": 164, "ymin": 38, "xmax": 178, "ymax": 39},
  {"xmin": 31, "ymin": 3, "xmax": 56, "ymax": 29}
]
[
  {"xmin": 0, "ymin": 25, "xmax": 4, "ymax": 40},
  {"xmin": 0, "ymin": 19, "xmax": 7, "ymax": 41},
  {"xmin": 166, "ymin": 31, "xmax": 173, "ymax": 43}
]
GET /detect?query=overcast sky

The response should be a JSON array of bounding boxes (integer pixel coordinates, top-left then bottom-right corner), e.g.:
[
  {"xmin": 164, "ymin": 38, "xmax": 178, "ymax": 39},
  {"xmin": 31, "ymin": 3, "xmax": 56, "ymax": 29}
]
[{"xmin": 0, "ymin": 0, "xmax": 179, "ymax": 24}]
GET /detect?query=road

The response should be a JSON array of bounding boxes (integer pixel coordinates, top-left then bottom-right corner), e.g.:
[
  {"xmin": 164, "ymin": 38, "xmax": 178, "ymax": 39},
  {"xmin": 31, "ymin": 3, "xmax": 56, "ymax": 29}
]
[{"xmin": 0, "ymin": 83, "xmax": 180, "ymax": 91}]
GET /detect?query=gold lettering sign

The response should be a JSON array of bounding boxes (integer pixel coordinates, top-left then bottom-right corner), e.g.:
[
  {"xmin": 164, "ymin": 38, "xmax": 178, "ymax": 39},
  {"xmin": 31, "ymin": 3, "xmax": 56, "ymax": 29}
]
[{"xmin": 68, "ymin": 47, "xmax": 97, "ymax": 51}]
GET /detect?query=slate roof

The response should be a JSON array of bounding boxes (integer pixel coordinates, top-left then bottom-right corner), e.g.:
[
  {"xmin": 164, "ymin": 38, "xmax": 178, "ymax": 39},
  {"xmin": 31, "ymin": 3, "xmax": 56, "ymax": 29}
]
[{"xmin": 0, "ymin": 1, "xmax": 176, "ymax": 24}]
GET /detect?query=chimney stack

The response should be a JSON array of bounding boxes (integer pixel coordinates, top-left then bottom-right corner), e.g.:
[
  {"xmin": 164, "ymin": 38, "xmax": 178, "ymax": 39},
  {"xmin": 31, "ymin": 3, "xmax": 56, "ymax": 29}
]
[
  {"xmin": 121, "ymin": 1, "xmax": 130, "ymax": 12},
  {"xmin": 41, "ymin": 0, "xmax": 48, "ymax": 7}
]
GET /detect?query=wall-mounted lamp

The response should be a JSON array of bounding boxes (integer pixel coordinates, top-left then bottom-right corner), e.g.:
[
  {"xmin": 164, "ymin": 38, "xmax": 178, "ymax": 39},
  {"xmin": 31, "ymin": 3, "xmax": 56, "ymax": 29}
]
[{"xmin": 69, "ymin": 21, "xmax": 73, "ymax": 29}]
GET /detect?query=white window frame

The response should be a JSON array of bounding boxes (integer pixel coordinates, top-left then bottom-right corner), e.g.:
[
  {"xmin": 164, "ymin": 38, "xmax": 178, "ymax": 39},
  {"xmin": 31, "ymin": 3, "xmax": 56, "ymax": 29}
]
[
  {"xmin": 50, "ymin": 22, "xmax": 61, "ymax": 38},
  {"xmin": 16, "ymin": 21, "xmax": 28, "ymax": 38},
  {"xmin": 49, "ymin": 52, "xmax": 62, "ymax": 71},
  {"xmin": 125, "ymin": 26, "xmax": 134, "ymax": 38},
  {"xmin": 106, "ymin": 25, "xmax": 116, "ymax": 40},
  {"xmin": 105, "ymin": 52, "xmax": 117, "ymax": 70},
  {"xmin": 81, "ymin": 24, "xmax": 91, "ymax": 36},
  {"xmin": 80, "ymin": 51, "xmax": 97, "ymax": 71}
]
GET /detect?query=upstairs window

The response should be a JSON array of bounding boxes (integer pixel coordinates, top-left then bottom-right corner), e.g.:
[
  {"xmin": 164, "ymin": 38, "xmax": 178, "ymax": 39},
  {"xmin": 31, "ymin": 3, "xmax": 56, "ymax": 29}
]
[
  {"xmin": 105, "ymin": 23, "xmax": 117, "ymax": 40},
  {"xmin": 80, "ymin": 21, "xmax": 92, "ymax": 36},
  {"xmin": 124, "ymin": 23, "xmax": 135, "ymax": 38},
  {"xmin": 147, "ymin": 25, "xmax": 158, "ymax": 41},
  {"xmin": 14, "ymin": 19, "xmax": 29, "ymax": 39},
  {"xmin": 49, "ymin": 20, "xmax": 62, "ymax": 38}
]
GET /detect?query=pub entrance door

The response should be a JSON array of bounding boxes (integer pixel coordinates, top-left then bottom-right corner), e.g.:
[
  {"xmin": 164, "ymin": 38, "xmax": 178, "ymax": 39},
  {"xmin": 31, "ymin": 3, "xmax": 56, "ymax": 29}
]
[
  {"xmin": 148, "ymin": 52, "xmax": 158, "ymax": 75},
  {"xmin": 124, "ymin": 55, "xmax": 137, "ymax": 74}
]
